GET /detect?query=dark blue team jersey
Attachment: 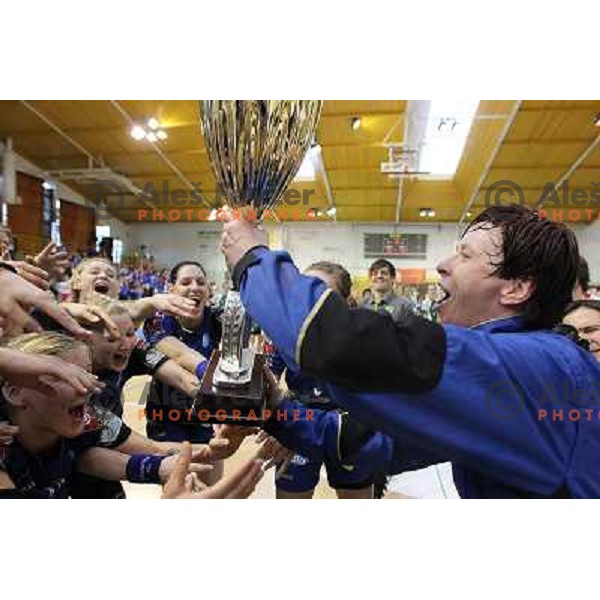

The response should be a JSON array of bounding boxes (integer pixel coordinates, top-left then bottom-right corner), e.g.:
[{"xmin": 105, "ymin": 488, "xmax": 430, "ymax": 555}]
[
  {"xmin": 144, "ymin": 307, "xmax": 222, "ymax": 442},
  {"xmin": 146, "ymin": 308, "xmax": 221, "ymax": 357},
  {"xmin": 271, "ymin": 349, "xmax": 339, "ymax": 410},
  {"xmin": 0, "ymin": 404, "xmax": 126, "ymax": 499}
]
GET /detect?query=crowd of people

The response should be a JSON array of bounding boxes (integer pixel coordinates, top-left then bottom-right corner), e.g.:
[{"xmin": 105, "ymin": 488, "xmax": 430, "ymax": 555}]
[
  {"xmin": 0, "ymin": 203, "xmax": 599, "ymax": 499},
  {"xmin": 0, "ymin": 225, "xmax": 289, "ymax": 498}
]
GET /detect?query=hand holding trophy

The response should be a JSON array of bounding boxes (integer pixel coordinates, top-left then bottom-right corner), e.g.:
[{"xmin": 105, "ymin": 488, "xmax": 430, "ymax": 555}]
[{"xmin": 195, "ymin": 100, "xmax": 322, "ymax": 425}]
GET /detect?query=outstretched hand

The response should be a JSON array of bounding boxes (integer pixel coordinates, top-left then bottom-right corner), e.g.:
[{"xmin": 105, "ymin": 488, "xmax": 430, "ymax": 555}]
[
  {"xmin": 0, "ymin": 347, "xmax": 104, "ymax": 396},
  {"xmin": 254, "ymin": 431, "xmax": 294, "ymax": 472},
  {"xmin": 147, "ymin": 293, "xmax": 198, "ymax": 319},
  {"xmin": 29, "ymin": 242, "xmax": 70, "ymax": 280},
  {"xmin": 162, "ymin": 442, "xmax": 264, "ymax": 499},
  {"xmin": 0, "ymin": 268, "xmax": 91, "ymax": 340},
  {"xmin": 62, "ymin": 303, "xmax": 121, "ymax": 340},
  {"xmin": 208, "ymin": 424, "xmax": 260, "ymax": 460},
  {"xmin": 5, "ymin": 261, "xmax": 50, "ymax": 291}
]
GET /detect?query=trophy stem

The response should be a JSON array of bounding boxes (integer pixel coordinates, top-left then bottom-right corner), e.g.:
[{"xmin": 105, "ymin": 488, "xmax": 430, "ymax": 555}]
[{"xmin": 216, "ymin": 290, "xmax": 254, "ymax": 385}]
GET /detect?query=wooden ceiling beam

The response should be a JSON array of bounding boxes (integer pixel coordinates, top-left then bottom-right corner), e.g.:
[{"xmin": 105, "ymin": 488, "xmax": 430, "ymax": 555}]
[
  {"xmin": 0, "ymin": 110, "xmax": 410, "ymax": 138},
  {"xmin": 488, "ymin": 164, "xmax": 599, "ymax": 170},
  {"xmin": 502, "ymin": 138, "xmax": 596, "ymax": 146},
  {"xmin": 519, "ymin": 104, "xmax": 600, "ymax": 113},
  {"xmin": 25, "ymin": 148, "xmax": 209, "ymax": 162}
]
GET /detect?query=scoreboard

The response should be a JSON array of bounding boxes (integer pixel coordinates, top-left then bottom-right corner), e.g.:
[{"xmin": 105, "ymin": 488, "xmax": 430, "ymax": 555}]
[{"xmin": 364, "ymin": 233, "xmax": 427, "ymax": 259}]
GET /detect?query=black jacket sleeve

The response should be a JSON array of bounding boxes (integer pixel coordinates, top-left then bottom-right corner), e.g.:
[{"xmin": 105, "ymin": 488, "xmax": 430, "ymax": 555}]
[{"xmin": 300, "ymin": 292, "xmax": 446, "ymax": 393}]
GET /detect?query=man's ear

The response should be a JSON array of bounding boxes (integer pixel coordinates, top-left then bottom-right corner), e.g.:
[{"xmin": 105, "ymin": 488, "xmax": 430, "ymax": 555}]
[{"xmin": 499, "ymin": 278, "xmax": 536, "ymax": 308}]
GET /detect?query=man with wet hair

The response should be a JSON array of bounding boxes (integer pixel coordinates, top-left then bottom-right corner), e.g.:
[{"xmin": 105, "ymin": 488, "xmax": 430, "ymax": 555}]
[{"xmin": 220, "ymin": 204, "xmax": 600, "ymax": 498}]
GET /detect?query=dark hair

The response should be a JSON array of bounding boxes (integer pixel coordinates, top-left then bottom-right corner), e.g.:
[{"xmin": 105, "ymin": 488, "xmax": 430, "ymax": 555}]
[
  {"xmin": 368, "ymin": 258, "xmax": 396, "ymax": 280},
  {"xmin": 169, "ymin": 261, "xmax": 206, "ymax": 284},
  {"xmin": 466, "ymin": 204, "xmax": 579, "ymax": 329},
  {"xmin": 577, "ymin": 257, "xmax": 590, "ymax": 293},
  {"xmin": 564, "ymin": 299, "xmax": 600, "ymax": 317},
  {"xmin": 362, "ymin": 288, "xmax": 372, "ymax": 298},
  {"xmin": 306, "ymin": 261, "xmax": 352, "ymax": 299}
]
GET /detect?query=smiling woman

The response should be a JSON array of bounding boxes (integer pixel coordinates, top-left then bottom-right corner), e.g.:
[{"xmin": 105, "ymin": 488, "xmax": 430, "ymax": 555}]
[{"xmin": 144, "ymin": 260, "xmax": 223, "ymax": 447}]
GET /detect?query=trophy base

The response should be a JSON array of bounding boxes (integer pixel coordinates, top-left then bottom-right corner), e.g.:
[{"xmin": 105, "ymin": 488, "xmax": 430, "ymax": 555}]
[{"xmin": 194, "ymin": 350, "xmax": 267, "ymax": 426}]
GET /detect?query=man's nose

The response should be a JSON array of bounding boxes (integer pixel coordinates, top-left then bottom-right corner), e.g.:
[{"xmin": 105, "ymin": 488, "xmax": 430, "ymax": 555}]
[{"xmin": 437, "ymin": 256, "xmax": 452, "ymax": 276}]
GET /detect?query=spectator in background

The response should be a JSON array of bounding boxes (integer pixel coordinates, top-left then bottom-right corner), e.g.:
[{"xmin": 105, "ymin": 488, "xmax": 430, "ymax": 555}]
[
  {"xmin": 362, "ymin": 258, "xmax": 413, "ymax": 323},
  {"xmin": 563, "ymin": 299, "xmax": 600, "ymax": 363},
  {"xmin": 360, "ymin": 288, "xmax": 373, "ymax": 307},
  {"xmin": 417, "ymin": 284, "xmax": 440, "ymax": 322},
  {"xmin": 574, "ymin": 256, "xmax": 593, "ymax": 300}
]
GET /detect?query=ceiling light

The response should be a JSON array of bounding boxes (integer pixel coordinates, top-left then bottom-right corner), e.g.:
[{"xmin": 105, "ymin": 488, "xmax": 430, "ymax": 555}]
[
  {"xmin": 131, "ymin": 125, "xmax": 146, "ymax": 140},
  {"xmin": 326, "ymin": 206, "xmax": 337, "ymax": 217},
  {"xmin": 146, "ymin": 131, "xmax": 158, "ymax": 143},
  {"xmin": 428, "ymin": 209, "xmax": 436, "ymax": 218},
  {"xmin": 351, "ymin": 117, "xmax": 361, "ymax": 131},
  {"xmin": 466, "ymin": 211, "xmax": 473, "ymax": 218},
  {"xmin": 594, "ymin": 113, "xmax": 600, "ymax": 127},
  {"xmin": 419, "ymin": 208, "xmax": 427, "ymax": 217},
  {"xmin": 148, "ymin": 117, "xmax": 160, "ymax": 130},
  {"xmin": 156, "ymin": 130, "xmax": 168, "ymax": 140}
]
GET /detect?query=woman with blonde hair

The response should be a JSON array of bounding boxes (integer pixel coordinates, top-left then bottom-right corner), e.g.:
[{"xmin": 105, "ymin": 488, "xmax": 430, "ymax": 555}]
[
  {"xmin": 0, "ymin": 331, "xmax": 265, "ymax": 498},
  {"xmin": 68, "ymin": 257, "xmax": 196, "ymax": 324}
]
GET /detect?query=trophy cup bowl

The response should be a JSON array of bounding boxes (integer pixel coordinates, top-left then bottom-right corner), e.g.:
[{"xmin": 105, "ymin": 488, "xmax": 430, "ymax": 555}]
[{"xmin": 194, "ymin": 100, "xmax": 322, "ymax": 425}]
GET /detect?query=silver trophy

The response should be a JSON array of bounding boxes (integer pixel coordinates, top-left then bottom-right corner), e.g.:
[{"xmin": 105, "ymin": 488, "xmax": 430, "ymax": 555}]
[{"xmin": 196, "ymin": 100, "xmax": 322, "ymax": 422}]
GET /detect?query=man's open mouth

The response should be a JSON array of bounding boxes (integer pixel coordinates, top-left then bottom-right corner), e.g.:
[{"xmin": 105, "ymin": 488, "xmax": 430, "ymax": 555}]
[{"xmin": 436, "ymin": 284, "xmax": 452, "ymax": 308}]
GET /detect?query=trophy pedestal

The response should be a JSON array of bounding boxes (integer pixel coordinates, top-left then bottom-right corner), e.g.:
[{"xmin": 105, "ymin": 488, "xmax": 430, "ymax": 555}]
[{"xmin": 195, "ymin": 350, "xmax": 267, "ymax": 426}]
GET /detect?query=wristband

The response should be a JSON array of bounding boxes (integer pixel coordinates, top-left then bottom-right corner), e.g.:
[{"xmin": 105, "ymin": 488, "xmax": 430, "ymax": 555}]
[
  {"xmin": 136, "ymin": 341, "xmax": 170, "ymax": 375},
  {"xmin": 125, "ymin": 454, "xmax": 166, "ymax": 484},
  {"xmin": 195, "ymin": 360, "xmax": 208, "ymax": 380}
]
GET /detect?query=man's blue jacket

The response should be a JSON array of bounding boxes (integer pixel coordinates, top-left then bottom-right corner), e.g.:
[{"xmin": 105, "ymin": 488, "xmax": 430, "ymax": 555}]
[{"xmin": 235, "ymin": 247, "xmax": 600, "ymax": 498}]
